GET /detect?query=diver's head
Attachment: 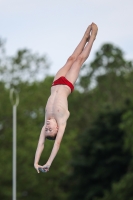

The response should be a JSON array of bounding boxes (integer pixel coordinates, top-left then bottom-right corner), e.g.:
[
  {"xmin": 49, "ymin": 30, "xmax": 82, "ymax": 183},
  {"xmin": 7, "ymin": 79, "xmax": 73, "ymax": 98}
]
[{"xmin": 45, "ymin": 119, "xmax": 58, "ymax": 140}]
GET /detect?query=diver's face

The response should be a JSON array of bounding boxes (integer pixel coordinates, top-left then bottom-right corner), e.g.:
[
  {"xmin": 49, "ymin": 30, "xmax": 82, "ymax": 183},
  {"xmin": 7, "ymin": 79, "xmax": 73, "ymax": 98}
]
[{"xmin": 45, "ymin": 119, "xmax": 58, "ymax": 137}]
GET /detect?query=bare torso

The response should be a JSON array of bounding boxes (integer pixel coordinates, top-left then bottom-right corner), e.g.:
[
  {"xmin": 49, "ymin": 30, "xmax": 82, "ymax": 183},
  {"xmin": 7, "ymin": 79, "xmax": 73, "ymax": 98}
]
[{"xmin": 45, "ymin": 84, "xmax": 71, "ymax": 124}]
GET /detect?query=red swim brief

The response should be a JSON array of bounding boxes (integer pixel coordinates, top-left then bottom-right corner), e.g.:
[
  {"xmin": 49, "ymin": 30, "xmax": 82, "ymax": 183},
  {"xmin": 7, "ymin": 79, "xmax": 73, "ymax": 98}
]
[{"xmin": 51, "ymin": 76, "xmax": 74, "ymax": 92}]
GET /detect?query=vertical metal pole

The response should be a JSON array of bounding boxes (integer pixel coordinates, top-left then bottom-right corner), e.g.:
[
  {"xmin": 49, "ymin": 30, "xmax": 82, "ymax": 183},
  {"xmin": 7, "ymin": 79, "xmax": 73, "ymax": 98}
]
[
  {"xmin": 10, "ymin": 88, "xmax": 19, "ymax": 200},
  {"xmin": 13, "ymin": 105, "xmax": 17, "ymax": 200}
]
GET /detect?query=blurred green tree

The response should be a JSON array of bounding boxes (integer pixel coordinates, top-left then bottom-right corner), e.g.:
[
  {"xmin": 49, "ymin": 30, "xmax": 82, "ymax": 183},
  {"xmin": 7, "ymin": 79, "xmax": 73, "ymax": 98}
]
[
  {"xmin": 78, "ymin": 43, "xmax": 133, "ymax": 92},
  {"xmin": 1, "ymin": 39, "xmax": 133, "ymax": 200},
  {"xmin": 68, "ymin": 109, "xmax": 132, "ymax": 200},
  {"xmin": 95, "ymin": 98, "xmax": 133, "ymax": 200},
  {"xmin": 75, "ymin": 43, "xmax": 133, "ymax": 129},
  {"xmin": 0, "ymin": 38, "xmax": 50, "ymax": 88},
  {"xmin": 95, "ymin": 172, "xmax": 133, "ymax": 200},
  {"xmin": 0, "ymin": 77, "xmax": 82, "ymax": 200}
]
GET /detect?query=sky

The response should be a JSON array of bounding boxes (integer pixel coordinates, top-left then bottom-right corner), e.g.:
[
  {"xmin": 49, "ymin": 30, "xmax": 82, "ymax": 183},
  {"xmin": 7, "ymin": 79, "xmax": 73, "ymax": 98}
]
[{"xmin": 0, "ymin": 0, "xmax": 133, "ymax": 75}]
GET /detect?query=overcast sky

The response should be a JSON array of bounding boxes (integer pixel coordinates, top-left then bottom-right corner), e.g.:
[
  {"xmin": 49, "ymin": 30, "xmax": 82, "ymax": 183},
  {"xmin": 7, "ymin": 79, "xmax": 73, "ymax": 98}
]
[{"xmin": 0, "ymin": 0, "xmax": 133, "ymax": 75}]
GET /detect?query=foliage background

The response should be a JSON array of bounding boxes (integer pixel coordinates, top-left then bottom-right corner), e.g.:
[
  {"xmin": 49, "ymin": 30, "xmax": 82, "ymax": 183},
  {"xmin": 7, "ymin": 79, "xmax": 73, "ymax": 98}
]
[{"xmin": 0, "ymin": 39, "xmax": 133, "ymax": 200}]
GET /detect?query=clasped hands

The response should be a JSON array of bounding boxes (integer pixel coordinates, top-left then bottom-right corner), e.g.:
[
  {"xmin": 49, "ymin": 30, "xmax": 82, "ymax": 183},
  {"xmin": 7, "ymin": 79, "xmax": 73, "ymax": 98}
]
[{"xmin": 34, "ymin": 163, "xmax": 50, "ymax": 173}]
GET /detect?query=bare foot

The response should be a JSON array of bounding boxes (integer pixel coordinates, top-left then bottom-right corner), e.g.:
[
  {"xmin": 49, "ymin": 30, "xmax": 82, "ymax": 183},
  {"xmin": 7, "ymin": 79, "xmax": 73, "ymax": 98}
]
[
  {"xmin": 84, "ymin": 24, "xmax": 92, "ymax": 42},
  {"xmin": 91, "ymin": 22, "xmax": 98, "ymax": 40}
]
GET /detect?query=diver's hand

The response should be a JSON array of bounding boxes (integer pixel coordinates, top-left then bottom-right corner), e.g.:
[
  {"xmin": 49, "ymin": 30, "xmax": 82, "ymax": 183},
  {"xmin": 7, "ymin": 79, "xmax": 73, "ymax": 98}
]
[
  {"xmin": 41, "ymin": 164, "xmax": 50, "ymax": 173},
  {"xmin": 34, "ymin": 163, "xmax": 43, "ymax": 173}
]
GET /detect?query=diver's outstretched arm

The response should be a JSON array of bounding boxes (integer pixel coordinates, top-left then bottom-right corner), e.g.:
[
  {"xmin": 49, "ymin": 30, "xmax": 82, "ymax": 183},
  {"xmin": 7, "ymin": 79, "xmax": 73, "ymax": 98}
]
[
  {"xmin": 42, "ymin": 123, "xmax": 66, "ymax": 172},
  {"xmin": 34, "ymin": 125, "xmax": 46, "ymax": 173}
]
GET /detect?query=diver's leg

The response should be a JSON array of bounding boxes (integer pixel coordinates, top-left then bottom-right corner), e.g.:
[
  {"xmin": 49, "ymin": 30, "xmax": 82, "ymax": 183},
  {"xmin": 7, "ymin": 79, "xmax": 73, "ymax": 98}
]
[
  {"xmin": 66, "ymin": 23, "xmax": 98, "ymax": 84},
  {"xmin": 53, "ymin": 25, "xmax": 92, "ymax": 81}
]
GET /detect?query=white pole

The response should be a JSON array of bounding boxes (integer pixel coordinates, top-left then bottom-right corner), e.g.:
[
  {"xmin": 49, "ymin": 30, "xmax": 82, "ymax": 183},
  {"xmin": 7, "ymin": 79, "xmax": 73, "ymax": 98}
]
[
  {"xmin": 10, "ymin": 88, "xmax": 19, "ymax": 200},
  {"xmin": 13, "ymin": 105, "xmax": 17, "ymax": 200}
]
